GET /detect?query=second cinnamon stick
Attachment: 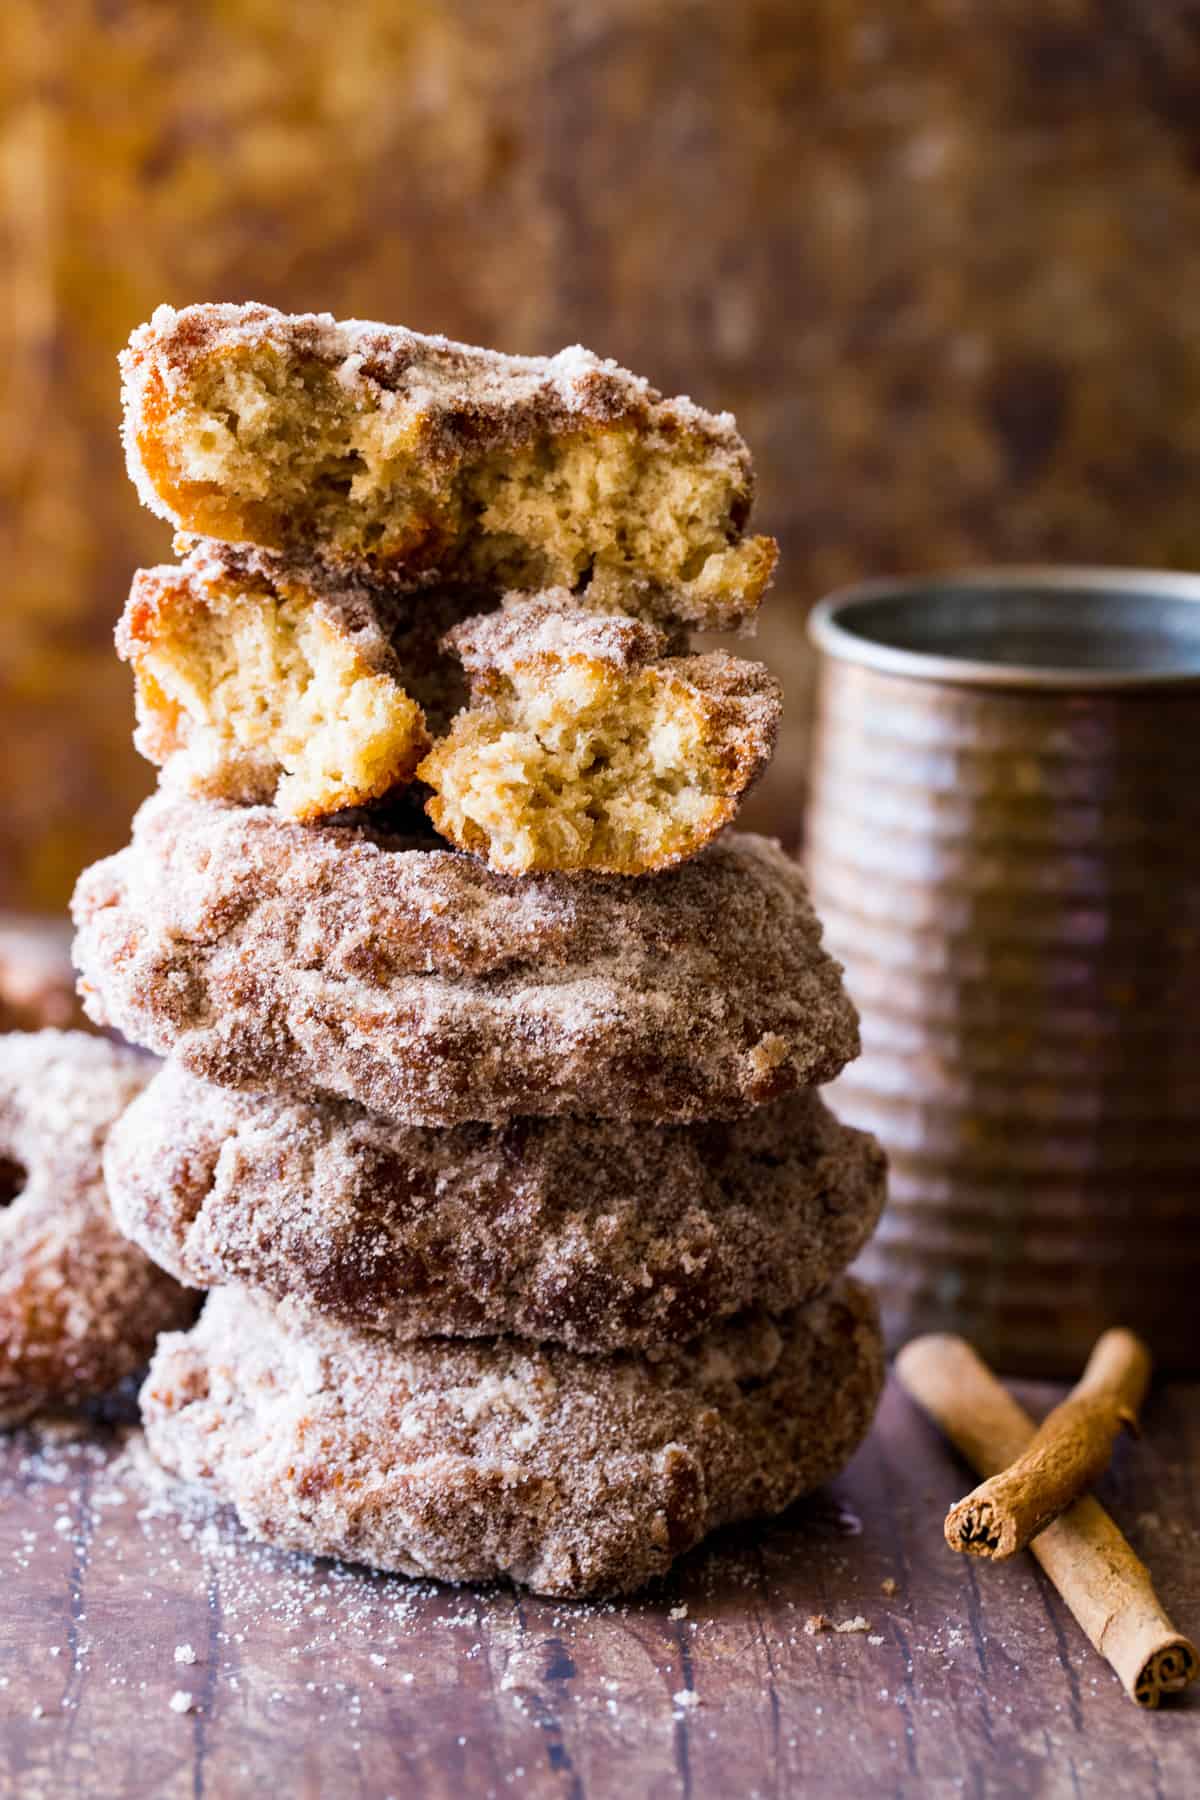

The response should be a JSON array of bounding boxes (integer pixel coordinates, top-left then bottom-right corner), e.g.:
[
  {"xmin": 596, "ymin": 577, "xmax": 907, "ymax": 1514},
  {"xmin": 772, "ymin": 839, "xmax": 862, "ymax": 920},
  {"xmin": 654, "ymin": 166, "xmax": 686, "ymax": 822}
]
[{"xmin": 944, "ymin": 1327, "xmax": 1151, "ymax": 1560}]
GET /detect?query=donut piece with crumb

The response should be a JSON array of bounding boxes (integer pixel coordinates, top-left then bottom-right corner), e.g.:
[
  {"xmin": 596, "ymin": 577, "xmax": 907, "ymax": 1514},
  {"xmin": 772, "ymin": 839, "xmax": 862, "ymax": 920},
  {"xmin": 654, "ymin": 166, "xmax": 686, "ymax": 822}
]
[
  {"xmin": 117, "ymin": 542, "xmax": 444, "ymax": 820},
  {"xmin": 141, "ymin": 1279, "xmax": 884, "ymax": 1597},
  {"xmin": 419, "ymin": 595, "xmax": 780, "ymax": 875},
  {"xmin": 0, "ymin": 1031, "xmax": 196, "ymax": 1426},
  {"xmin": 120, "ymin": 303, "xmax": 777, "ymax": 631}
]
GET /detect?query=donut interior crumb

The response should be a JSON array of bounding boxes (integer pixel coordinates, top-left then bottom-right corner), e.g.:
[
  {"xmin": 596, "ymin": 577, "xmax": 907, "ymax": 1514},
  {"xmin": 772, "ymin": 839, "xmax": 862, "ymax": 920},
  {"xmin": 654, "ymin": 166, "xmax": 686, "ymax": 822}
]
[
  {"xmin": 149, "ymin": 347, "xmax": 774, "ymax": 625},
  {"xmin": 418, "ymin": 650, "xmax": 770, "ymax": 876},
  {"xmin": 120, "ymin": 566, "xmax": 429, "ymax": 821}
]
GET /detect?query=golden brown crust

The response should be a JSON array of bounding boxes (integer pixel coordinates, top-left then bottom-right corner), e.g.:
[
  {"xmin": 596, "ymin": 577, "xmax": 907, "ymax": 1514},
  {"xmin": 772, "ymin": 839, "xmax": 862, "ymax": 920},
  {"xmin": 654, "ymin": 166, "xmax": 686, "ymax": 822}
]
[
  {"xmin": 141, "ymin": 1278, "xmax": 884, "ymax": 1597},
  {"xmin": 0, "ymin": 1031, "xmax": 196, "ymax": 1425},
  {"xmin": 120, "ymin": 303, "xmax": 776, "ymax": 631},
  {"xmin": 106, "ymin": 1067, "xmax": 885, "ymax": 1352},
  {"xmin": 71, "ymin": 793, "xmax": 859, "ymax": 1127}
]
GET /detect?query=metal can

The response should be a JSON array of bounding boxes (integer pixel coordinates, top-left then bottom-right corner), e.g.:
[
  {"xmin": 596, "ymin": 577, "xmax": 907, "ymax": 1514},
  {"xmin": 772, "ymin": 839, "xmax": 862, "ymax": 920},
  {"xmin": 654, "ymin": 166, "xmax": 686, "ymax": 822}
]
[{"xmin": 806, "ymin": 568, "xmax": 1200, "ymax": 1374}]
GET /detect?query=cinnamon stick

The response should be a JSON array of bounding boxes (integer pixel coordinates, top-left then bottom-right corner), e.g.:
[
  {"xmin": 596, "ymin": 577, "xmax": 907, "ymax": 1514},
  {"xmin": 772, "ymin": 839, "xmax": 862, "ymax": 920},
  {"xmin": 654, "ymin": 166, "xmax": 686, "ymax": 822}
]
[
  {"xmin": 944, "ymin": 1328, "xmax": 1151, "ymax": 1560},
  {"xmin": 896, "ymin": 1333, "xmax": 1199, "ymax": 1708}
]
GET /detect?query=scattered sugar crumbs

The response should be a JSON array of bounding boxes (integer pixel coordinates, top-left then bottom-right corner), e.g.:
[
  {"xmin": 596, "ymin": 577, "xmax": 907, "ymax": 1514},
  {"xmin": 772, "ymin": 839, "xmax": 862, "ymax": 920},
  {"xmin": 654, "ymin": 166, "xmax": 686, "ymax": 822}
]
[
  {"xmin": 805, "ymin": 1613, "xmax": 873, "ymax": 1636},
  {"xmin": 0, "ymin": 1416, "xmax": 909, "ymax": 1766}
]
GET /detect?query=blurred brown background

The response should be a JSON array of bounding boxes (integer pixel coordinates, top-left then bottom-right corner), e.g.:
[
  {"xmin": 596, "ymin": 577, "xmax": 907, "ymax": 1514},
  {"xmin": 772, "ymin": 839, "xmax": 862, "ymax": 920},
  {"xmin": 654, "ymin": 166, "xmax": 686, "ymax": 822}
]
[{"xmin": 3, "ymin": 0, "xmax": 1200, "ymax": 912}]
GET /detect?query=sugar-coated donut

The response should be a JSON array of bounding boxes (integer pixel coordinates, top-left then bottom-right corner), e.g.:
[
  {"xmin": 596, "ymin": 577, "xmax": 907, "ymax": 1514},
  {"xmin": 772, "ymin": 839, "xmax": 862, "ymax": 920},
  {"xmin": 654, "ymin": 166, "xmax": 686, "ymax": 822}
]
[
  {"xmin": 120, "ymin": 302, "xmax": 776, "ymax": 632},
  {"xmin": 0, "ymin": 1032, "xmax": 196, "ymax": 1425},
  {"xmin": 106, "ymin": 1065, "xmax": 885, "ymax": 1353},
  {"xmin": 72, "ymin": 792, "xmax": 859, "ymax": 1127},
  {"xmin": 141, "ymin": 1279, "xmax": 883, "ymax": 1597}
]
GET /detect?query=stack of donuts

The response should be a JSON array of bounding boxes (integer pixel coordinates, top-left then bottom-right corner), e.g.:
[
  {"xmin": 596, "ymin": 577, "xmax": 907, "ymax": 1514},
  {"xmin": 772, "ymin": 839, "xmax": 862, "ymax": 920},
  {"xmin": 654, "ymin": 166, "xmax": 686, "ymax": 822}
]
[{"xmin": 70, "ymin": 303, "xmax": 887, "ymax": 1597}]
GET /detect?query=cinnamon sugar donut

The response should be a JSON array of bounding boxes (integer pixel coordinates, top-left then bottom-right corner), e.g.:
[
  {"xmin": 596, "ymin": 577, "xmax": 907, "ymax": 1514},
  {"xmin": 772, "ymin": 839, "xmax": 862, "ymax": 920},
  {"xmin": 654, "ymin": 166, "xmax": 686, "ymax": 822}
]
[
  {"xmin": 72, "ymin": 792, "xmax": 859, "ymax": 1126},
  {"xmin": 106, "ymin": 1066, "xmax": 885, "ymax": 1352},
  {"xmin": 121, "ymin": 303, "xmax": 776, "ymax": 632},
  {"xmin": 141, "ymin": 1279, "xmax": 883, "ymax": 1597},
  {"xmin": 0, "ymin": 1032, "xmax": 196, "ymax": 1425}
]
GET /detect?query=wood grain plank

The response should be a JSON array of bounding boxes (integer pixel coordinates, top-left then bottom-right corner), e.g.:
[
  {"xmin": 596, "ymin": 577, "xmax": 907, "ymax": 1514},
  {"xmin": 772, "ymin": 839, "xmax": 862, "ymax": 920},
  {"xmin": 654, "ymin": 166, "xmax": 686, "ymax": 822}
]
[{"xmin": 0, "ymin": 1380, "xmax": 1195, "ymax": 1800}]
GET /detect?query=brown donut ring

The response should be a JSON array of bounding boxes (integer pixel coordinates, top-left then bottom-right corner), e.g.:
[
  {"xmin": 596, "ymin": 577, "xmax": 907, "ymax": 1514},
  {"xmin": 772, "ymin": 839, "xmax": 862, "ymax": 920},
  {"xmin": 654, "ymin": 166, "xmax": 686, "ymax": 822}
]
[
  {"xmin": 0, "ymin": 1031, "xmax": 196, "ymax": 1425},
  {"xmin": 141, "ymin": 1278, "xmax": 884, "ymax": 1598},
  {"xmin": 72, "ymin": 792, "xmax": 859, "ymax": 1127},
  {"xmin": 106, "ymin": 1066, "xmax": 886, "ymax": 1354}
]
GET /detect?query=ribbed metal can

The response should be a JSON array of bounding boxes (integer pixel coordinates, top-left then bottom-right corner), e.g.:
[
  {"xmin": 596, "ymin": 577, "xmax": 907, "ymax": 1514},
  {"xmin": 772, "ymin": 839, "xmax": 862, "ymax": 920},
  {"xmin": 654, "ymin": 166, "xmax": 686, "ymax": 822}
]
[{"xmin": 805, "ymin": 568, "xmax": 1200, "ymax": 1375}]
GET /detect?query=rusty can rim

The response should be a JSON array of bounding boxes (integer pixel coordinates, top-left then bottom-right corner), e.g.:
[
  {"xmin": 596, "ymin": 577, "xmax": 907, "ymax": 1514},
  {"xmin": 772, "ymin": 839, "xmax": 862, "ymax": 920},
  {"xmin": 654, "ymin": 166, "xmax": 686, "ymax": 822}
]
[{"xmin": 809, "ymin": 565, "xmax": 1200, "ymax": 690}]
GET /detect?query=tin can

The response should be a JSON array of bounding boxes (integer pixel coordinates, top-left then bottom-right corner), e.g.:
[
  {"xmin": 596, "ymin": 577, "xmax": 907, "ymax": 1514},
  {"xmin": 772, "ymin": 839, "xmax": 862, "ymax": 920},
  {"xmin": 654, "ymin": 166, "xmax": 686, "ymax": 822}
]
[{"xmin": 806, "ymin": 568, "xmax": 1200, "ymax": 1374}]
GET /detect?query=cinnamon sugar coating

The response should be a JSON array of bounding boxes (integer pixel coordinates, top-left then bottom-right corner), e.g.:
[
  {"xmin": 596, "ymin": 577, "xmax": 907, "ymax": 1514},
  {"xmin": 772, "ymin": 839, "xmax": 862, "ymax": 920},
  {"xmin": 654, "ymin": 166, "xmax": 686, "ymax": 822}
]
[
  {"xmin": 0, "ymin": 1032, "xmax": 196, "ymax": 1426},
  {"xmin": 141, "ymin": 1279, "xmax": 883, "ymax": 1597},
  {"xmin": 444, "ymin": 594, "xmax": 679, "ymax": 681},
  {"xmin": 106, "ymin": 1067, "xmax": 884, "ymax": 1352},
  {"xmin": 71, "ymin": 793, "xmax": 858, "ymax": 1126},
  {"xmin": 419, "ymin": 595, "xmax": 781, "ymax": 876},
  {"xmin": 120, "ymin": 303, "xmax": 776, "ymax": 632}
]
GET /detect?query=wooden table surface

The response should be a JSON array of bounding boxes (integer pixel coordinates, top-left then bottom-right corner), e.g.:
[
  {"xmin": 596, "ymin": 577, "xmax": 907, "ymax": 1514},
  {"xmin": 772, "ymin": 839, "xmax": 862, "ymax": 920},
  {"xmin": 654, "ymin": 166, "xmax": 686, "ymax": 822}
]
[{"xmin": 0, "ymin": 1374, "xmax": 1195, "ymax": 1800}]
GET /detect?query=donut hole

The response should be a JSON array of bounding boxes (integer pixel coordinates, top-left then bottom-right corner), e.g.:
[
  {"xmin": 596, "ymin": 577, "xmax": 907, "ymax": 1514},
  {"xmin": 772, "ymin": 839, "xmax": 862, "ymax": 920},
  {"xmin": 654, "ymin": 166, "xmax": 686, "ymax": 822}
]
[{"xmin": 0, "ymin": 1154, "xmax": 26, "ymax": 1208}]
